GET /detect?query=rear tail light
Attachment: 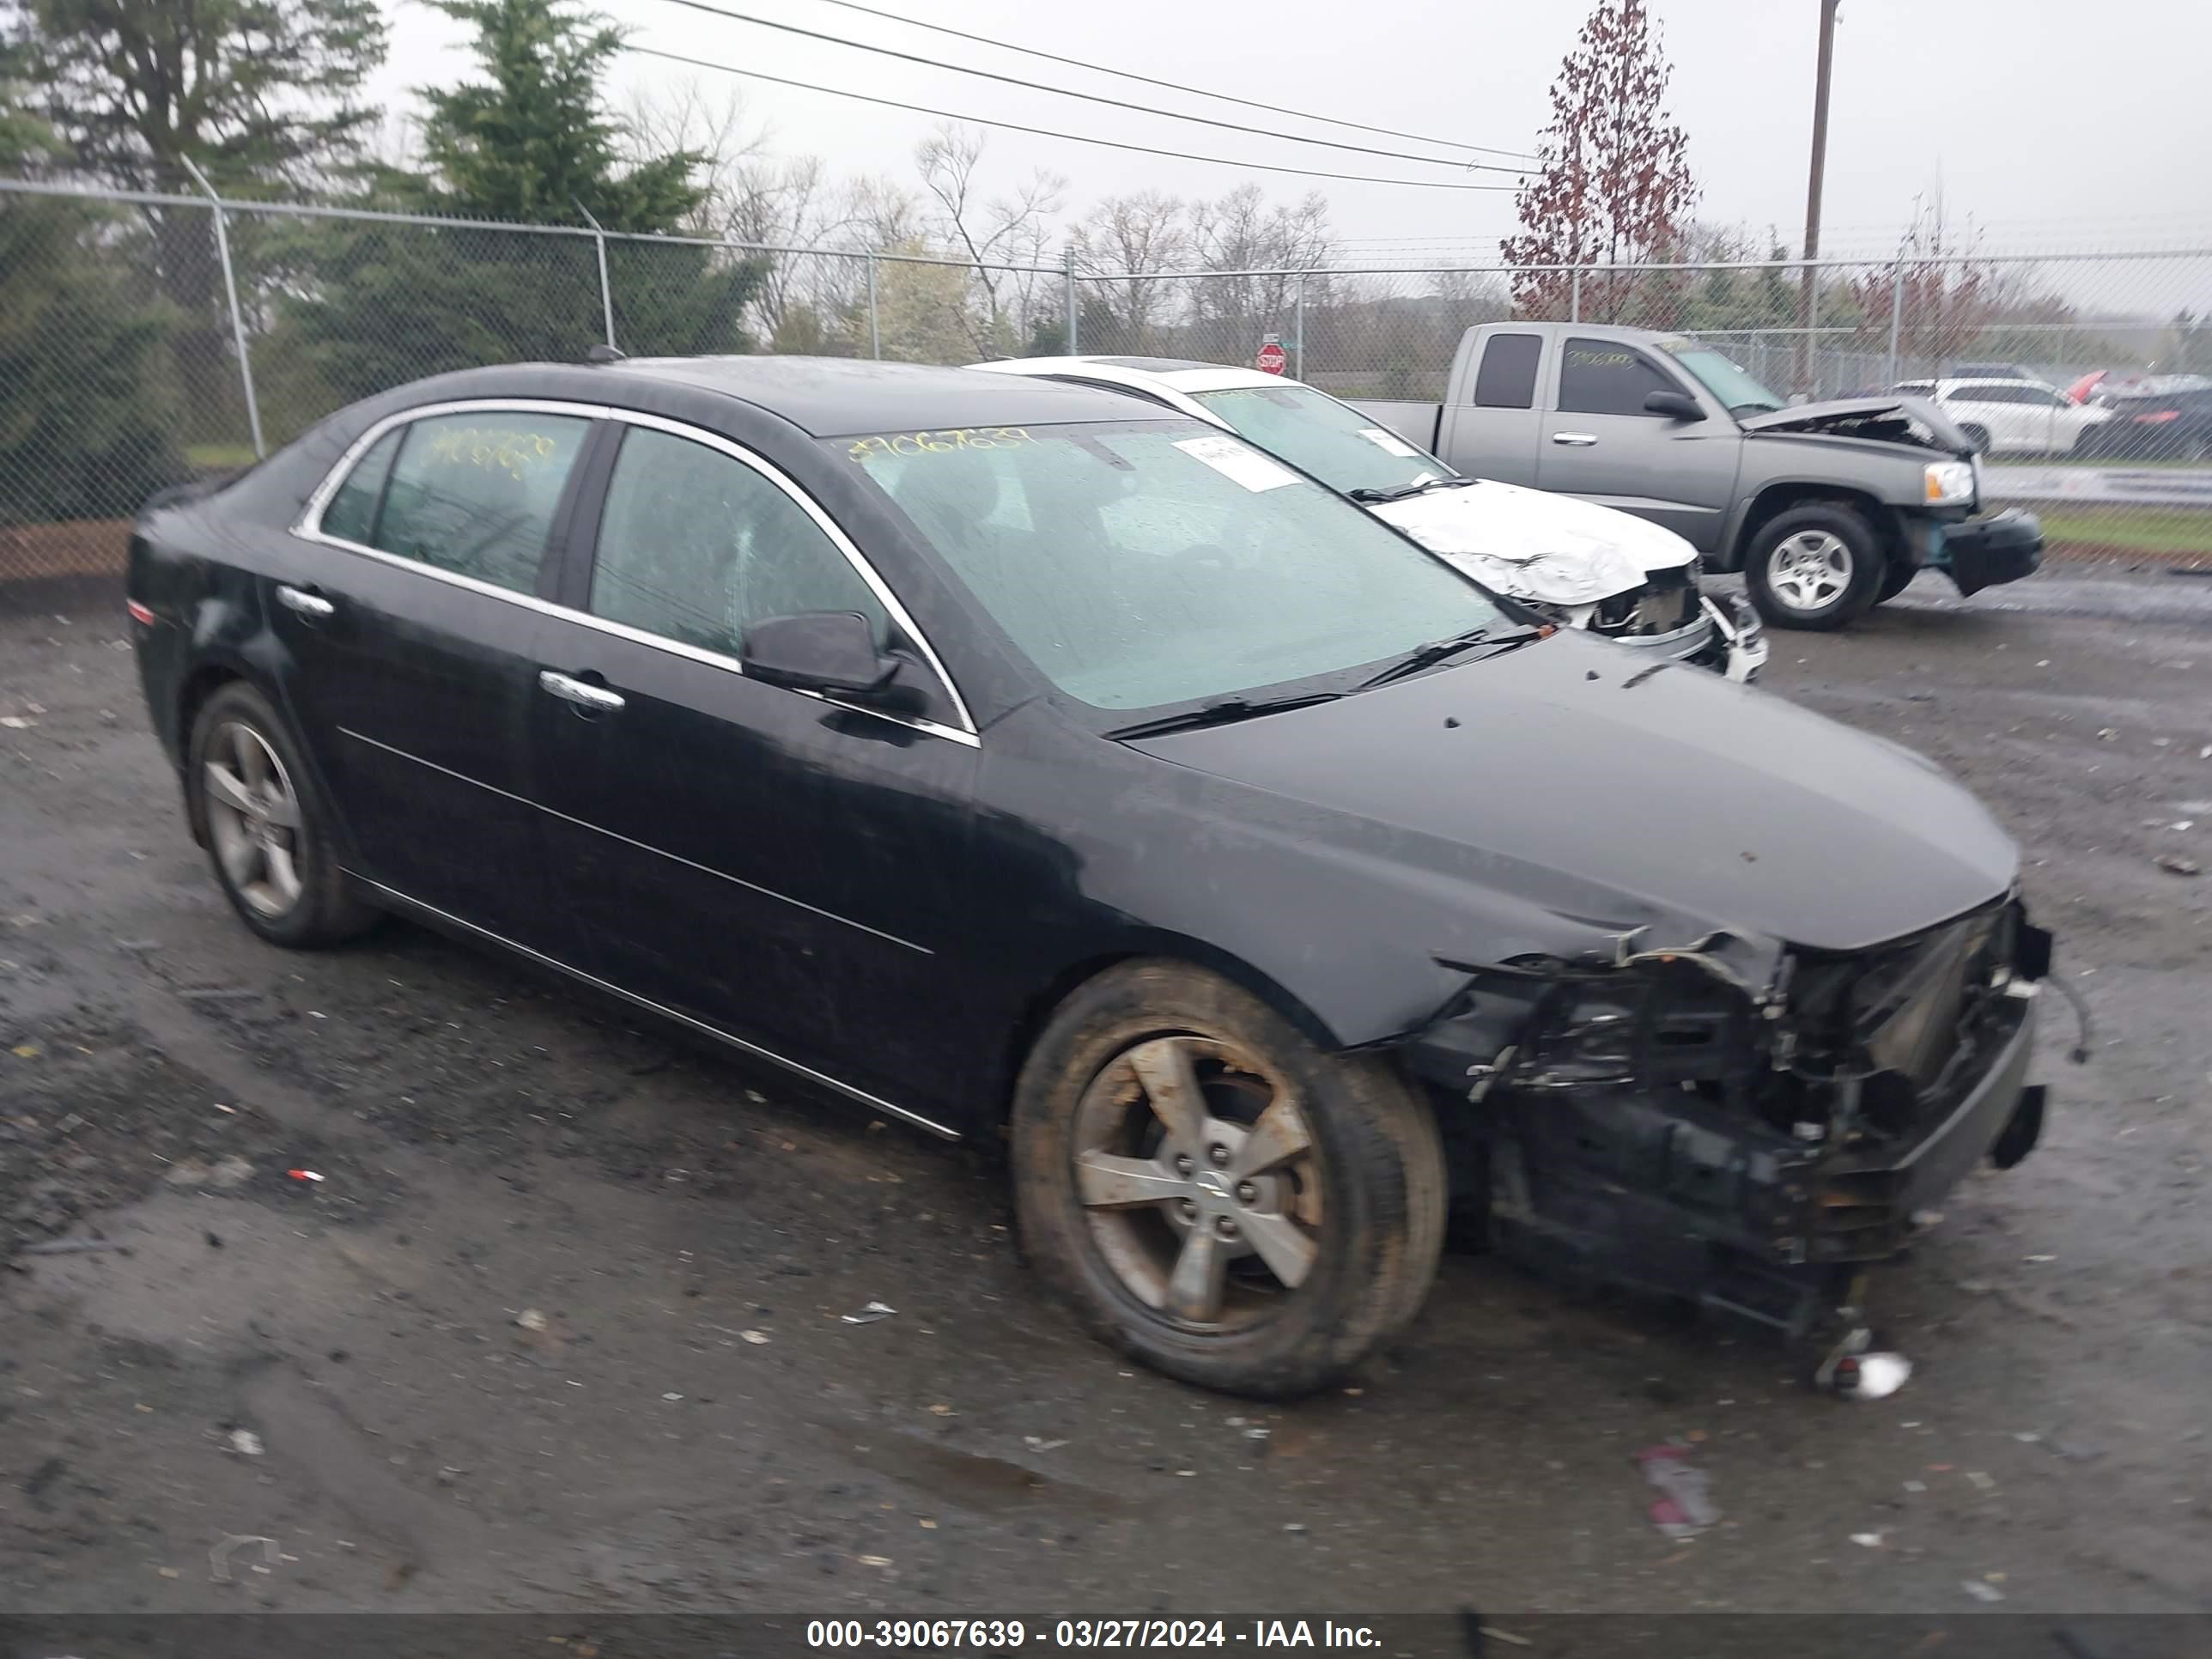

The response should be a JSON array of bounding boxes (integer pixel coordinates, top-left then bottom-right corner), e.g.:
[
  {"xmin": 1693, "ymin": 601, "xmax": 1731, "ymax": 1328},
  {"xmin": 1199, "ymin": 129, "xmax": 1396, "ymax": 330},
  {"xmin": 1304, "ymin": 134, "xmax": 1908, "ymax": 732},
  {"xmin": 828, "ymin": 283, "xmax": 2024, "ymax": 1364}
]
[
  {"xmin": 126, "ymin": 599, "xmax": 155, "ymax": 626},
  {"xmin": 2132, "ymin": 410, "xmax": 2181, "ymax": 424}
]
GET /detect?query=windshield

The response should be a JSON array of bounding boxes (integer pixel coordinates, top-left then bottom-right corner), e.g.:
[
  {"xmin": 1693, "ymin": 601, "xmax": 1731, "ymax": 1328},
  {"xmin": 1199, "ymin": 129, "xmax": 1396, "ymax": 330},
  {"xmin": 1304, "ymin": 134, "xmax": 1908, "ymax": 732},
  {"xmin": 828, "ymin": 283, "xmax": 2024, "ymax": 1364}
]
[
  {"xmin": 1661, "ymin": 343, "xmax": 1787, "ymax": 416},
  {"xmin": 833, "ymin": 421, "xmax": 1504, "ymax": 711},
  {"xmin": 1186, "ymin": 383, "xmax": 1449, "ymax": 495}
]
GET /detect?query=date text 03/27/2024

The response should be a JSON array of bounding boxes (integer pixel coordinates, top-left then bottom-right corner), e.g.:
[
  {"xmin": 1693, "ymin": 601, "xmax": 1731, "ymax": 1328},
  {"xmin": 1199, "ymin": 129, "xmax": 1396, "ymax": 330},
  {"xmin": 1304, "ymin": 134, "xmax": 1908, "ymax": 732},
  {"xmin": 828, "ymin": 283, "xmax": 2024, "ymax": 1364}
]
[{"xmin": 805, "ymin": 1620, "xmax": 1382, "ymax": 1649}]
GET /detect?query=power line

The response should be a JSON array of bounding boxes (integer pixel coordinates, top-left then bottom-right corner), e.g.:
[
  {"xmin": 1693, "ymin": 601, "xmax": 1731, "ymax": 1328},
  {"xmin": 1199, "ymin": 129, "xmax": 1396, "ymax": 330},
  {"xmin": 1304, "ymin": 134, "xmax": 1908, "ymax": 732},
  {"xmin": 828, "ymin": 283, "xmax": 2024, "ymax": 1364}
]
[
  {"xmin": 799, "ymin": 0, "xmax": 1538, "ymax": 163},
  {"xmin": 624, "ymin": 45, "xmax": 1526, "ymax": 192},
  {"xmin": 638, "ymin": 0, "xmax": 1528, "ymax": 176}
]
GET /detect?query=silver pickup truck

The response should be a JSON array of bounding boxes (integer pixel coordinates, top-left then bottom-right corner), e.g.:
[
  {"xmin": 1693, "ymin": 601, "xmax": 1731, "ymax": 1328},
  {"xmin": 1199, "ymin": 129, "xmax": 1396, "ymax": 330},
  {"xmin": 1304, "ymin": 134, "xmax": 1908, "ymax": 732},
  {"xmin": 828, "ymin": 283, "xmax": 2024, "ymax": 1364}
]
[{"xmin": 1353, "ymin": 322, "xmax": 2045, "ymax": 630}]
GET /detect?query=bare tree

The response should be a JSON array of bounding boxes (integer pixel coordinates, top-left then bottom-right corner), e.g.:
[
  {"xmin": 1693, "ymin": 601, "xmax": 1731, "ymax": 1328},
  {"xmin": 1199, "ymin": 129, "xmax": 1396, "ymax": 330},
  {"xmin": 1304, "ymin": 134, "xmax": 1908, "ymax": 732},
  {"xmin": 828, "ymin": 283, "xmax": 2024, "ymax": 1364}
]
[
  {"xmin": 1182, "ymin": 185, "xmax": 1334, "ymax": 362},
  {"xmin": 1069, "ymin": 191, "xmax": 1188, "ymax": 355},
  {"xmin": 915, "ymin": 123, "xmax": 1065, "ymax": 356},
  {"xmin": 1501, "ymin": 0, "xmax": 1699, "ymax": 322},
  {"xmin": 1846, "ymin": 193, "xmax": 1996, "ymax": 379}
]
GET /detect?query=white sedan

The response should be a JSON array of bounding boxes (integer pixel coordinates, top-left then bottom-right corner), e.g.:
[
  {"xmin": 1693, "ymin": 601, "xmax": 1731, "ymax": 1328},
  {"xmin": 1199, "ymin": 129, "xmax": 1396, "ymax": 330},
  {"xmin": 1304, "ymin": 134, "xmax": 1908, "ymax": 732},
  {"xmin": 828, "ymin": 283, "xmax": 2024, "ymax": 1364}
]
[
  {"xmin": 1890, "ymin": 378, "xmax": 2112, "ymax": 457},
  {"xmin": 971, "ymin": 356, "xmax": 1765, "ymax": 683}
]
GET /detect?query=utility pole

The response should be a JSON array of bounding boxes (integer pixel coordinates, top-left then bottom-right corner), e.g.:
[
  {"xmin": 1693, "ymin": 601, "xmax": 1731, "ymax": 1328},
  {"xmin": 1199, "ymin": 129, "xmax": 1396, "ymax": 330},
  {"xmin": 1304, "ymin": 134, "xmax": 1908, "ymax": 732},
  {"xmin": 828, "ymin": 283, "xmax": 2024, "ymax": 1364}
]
[{"xmin": 1799, "ymin": 0, "xmax": 1840, "ymax": 397}]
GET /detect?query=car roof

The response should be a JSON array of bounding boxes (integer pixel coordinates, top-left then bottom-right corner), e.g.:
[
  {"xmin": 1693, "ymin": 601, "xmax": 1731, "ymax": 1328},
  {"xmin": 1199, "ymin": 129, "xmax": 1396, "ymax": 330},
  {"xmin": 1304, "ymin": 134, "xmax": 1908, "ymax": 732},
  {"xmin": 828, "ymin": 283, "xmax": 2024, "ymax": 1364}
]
[
  {"xmin": 977, "ymin": 355, "xmax": 1310, "ymax": 397},
  {"xmin": 437, "ymin": 355, "xmax": 1160, "ymax": 439}
]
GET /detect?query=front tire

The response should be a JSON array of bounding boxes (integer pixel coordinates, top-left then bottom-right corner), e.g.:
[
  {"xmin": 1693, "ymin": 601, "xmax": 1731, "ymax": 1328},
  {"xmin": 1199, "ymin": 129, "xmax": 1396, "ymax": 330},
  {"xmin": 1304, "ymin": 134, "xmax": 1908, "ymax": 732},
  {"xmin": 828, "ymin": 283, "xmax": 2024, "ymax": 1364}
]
[
  {"xmin": 1744, "ymin": 504, "xmax": 1885, "ymax": 630},
  {"xmin": 1012, "ymin": 961, "xmax": 1446, "ymax": 1398},
  {"xmin": 1875, "ymin": 561, "xmax": 1917, "ymax": 603},
  {"xmin": 186, "ymin": 682, "xmax": 379, "ymax": 949}
]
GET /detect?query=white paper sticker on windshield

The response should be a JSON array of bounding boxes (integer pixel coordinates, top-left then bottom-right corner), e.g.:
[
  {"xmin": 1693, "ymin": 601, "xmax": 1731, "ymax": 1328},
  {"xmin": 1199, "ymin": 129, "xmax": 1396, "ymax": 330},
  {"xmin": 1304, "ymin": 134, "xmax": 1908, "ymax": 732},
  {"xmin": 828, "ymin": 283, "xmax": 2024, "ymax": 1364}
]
[
  {"xmin": 1174, "ymin": 434, "xmax": 1298, "ymax": 492},
  {"xmin": 1359, "ymin": 427, "xmax": 1421, "ymax": 458}
]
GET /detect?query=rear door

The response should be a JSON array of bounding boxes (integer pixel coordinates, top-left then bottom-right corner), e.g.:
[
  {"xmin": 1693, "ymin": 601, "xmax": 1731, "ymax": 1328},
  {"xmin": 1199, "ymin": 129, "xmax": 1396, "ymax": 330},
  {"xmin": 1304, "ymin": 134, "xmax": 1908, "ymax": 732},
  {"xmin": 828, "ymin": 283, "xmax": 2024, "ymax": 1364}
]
[
  {"xmin": 1534, "ymin": 337, "xmax": 1739, "ymax": 550},
  {"xmin": 1435, "ymin": 330, "xmax": 1546, "ymax": 486},
  {"xmin": 525, "ymin": 415, "xmax": 981, "ymax": 1118},
  {"xmin": 278, "ymin": 401, "xmax": 600, "ymax": 945}
]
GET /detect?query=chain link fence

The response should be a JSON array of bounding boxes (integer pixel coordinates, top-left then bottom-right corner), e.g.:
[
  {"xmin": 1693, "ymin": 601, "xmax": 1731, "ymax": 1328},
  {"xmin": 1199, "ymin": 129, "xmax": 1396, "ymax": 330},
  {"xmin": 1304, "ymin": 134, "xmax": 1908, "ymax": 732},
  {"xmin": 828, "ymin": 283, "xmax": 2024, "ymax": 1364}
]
[{"xmin": 4, "ymin": 173, "xmax": 2208, "ymax": 586}]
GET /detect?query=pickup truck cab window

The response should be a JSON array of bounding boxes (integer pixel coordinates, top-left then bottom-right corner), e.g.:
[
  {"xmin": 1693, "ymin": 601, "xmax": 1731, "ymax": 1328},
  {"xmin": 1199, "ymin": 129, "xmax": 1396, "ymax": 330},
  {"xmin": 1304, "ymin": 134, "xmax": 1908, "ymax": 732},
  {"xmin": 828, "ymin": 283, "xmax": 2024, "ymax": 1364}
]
[
  {"xmin": 374, "ymin": 410, "xmax": 593, "ymax": 594},
  {"xmin": 1472, "ymin": 332, "xmax": 1542, "ymax": 409},
  {"xmin": 1558, "ymin": 339, "xmax": 1685, "ymax": 417},
  {"xmin": 590, "ymin": 424, "xmax": 890, "ymax": 656}
]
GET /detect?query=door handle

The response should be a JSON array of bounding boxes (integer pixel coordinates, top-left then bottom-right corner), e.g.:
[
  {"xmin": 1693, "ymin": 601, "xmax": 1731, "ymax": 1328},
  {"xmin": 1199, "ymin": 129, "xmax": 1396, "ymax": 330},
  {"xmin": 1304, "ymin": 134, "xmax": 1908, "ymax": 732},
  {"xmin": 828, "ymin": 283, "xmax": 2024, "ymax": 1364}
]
[
  {"xmin": 1550, "ymin": 432, "xmax": 1599, "ymax": 447},
  {"xmin": 275, "ymin": 584, "xmax": 335, "ymax": 620},
  {"xmin": 538, "ymin": 670, "xmax": 625, "ymax": 713}
]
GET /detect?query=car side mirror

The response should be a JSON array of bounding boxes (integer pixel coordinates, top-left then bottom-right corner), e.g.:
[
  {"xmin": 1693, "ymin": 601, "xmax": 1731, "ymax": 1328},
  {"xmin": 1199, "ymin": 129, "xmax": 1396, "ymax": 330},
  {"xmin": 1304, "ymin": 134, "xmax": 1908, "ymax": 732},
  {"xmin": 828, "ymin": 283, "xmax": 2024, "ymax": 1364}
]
[
  {"xmin": 1644, "ymin": 389, "xmax": 1703, "ymax": 421},
  {"xmin": 741, "ymin": 611, "xmax": 899, "ymax": 699}
]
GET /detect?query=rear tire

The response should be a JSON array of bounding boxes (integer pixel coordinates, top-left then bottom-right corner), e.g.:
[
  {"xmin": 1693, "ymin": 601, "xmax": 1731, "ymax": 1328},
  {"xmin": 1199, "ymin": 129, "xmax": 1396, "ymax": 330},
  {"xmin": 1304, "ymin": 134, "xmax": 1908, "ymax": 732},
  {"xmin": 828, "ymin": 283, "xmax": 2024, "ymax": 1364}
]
[
  {"xmin": 1743, "ymin": 504, "xmax": 1885, "ymax": 631},
  {"xmin": 1011, "ymin": 961, "xmax": 1446, "ymax": 1398},
  {"xmin": 186, "ymin": 682, "xmax": 380, "ymax": 949}
]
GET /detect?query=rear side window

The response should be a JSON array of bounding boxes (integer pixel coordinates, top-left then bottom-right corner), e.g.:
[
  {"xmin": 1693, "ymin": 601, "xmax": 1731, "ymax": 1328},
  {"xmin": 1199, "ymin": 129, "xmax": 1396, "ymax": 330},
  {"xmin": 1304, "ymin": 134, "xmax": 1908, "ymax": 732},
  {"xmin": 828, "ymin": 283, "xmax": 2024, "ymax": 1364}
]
[
  {"xmin": 319, "ymin": 427, "xmax": 401, "ymax": 546},
  {"xmin": 1559, "ymin": 339, "xmax": 1682, "ymax": 416},
  {"xmin": 588, "ymin": 426, "xmax": 888, "ymax": 659},
  {"xmin": 1472, "ymin": 333, "xmax": 1542, "ymax": 409},
  {"xmin": 374, "ymin": 412, "xmax": 592, "ymax": 594}
]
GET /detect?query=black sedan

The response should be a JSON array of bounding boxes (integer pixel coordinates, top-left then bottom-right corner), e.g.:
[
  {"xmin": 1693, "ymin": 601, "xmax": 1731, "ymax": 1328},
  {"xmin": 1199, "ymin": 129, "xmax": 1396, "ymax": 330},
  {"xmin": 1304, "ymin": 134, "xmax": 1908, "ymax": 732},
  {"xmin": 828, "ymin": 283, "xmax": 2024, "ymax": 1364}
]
[
  {"xmin": 2081, "ymin": 377, "xmax": 2212, "ymax": 461},
  {"xmin": 130, "ymin": 356, "xmax": 2056, "ymax": 1396}
]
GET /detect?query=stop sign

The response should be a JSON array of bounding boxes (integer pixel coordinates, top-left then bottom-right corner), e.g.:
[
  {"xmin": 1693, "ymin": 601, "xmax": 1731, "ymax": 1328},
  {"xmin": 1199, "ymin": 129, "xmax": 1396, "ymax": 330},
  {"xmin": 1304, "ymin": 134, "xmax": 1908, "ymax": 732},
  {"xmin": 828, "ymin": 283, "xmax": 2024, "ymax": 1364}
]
[{"xmin": 1256, "ymin": 337, "xmax": 1286, "ymax": 375}]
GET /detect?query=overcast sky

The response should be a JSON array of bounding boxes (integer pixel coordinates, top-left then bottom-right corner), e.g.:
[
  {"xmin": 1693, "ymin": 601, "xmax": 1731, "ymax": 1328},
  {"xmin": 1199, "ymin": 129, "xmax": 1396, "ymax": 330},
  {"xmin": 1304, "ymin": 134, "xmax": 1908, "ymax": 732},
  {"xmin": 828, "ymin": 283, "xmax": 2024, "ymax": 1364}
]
[{"xmin": 368, "ymin": 0, "xmax": 2212, "ymax": 264}]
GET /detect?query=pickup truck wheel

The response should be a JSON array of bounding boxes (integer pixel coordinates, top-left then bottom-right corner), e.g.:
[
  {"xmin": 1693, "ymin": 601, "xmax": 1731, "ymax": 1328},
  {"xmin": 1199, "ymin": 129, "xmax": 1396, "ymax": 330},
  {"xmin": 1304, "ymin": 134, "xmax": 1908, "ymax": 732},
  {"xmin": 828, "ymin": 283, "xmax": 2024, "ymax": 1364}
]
[
  {"xmin": 1011, "ymin": 961, "xmax": 1446, "ymax": 1399},
  {"xmin": 186, "ymin": 683, "xmax": 380, "ymax": 949},
  {"xmin": 1875, "ymin": 562, "xmax": 1917, "ymax": 603},
  {"xmin": 1744, "ymin": 505, "xmax": 1885, "ymax": 630}
]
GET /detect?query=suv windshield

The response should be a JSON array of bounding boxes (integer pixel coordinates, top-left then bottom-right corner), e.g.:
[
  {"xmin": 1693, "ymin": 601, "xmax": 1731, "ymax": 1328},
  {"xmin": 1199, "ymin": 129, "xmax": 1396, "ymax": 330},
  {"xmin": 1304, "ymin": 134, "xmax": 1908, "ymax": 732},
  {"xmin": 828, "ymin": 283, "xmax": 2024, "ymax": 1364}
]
[
  {"xmin": 1186, "ymin": 383, "xmax": 1449, "ymax": 495},
  {"xmin": 833, "ymin": 421, "xmax": 1504, "ymax": 711},
  {"xmin": 1660, "ymin": 343, "xmax": 1787, "ymax": 416}
]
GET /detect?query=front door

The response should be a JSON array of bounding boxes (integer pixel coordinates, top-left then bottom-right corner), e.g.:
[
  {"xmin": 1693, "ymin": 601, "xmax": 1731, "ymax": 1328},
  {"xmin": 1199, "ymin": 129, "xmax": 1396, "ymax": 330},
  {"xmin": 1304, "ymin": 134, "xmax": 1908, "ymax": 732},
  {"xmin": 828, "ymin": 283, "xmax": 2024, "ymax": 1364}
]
[
  {"xmin": 526, "ymin": 418, "xmax": 980, "ymax": 1115},
  {"xmin": 272, "ymin": 404, "xmax": 599, "ymax": 945},
  {"xmin": 1534, "ymin": 336, "xmax": 1741, "ymax": 551}
]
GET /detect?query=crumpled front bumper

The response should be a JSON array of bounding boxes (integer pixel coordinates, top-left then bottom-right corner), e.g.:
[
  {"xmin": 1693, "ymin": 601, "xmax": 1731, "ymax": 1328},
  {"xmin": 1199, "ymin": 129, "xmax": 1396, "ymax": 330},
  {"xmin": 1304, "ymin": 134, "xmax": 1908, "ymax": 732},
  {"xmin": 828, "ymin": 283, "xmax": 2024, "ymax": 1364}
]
[
  {"xmin": 1925, "ymin": 507, "xmax": 2045, "ymax": 597},
  {"xmin": 1587, "ymin": 592, "xmax": 1766, "ymax": 683}
]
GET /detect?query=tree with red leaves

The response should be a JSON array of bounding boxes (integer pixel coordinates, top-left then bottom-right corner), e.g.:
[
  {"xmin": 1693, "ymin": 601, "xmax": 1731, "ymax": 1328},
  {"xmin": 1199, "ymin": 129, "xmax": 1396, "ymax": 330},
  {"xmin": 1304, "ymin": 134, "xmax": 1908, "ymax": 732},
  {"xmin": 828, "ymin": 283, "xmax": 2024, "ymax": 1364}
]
[{"xmin": 1502, "ymin": 0, "xmax": 1699, "ymax": 323}]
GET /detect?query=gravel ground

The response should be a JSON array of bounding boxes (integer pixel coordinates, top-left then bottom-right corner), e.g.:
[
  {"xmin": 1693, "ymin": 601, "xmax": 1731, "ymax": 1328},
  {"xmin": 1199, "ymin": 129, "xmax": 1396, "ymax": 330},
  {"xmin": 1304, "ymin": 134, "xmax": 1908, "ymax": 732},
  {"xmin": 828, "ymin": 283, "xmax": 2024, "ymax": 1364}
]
[{"xmin": 1, "ymin": 567, "xmax": 2208, "ymax": 1619}]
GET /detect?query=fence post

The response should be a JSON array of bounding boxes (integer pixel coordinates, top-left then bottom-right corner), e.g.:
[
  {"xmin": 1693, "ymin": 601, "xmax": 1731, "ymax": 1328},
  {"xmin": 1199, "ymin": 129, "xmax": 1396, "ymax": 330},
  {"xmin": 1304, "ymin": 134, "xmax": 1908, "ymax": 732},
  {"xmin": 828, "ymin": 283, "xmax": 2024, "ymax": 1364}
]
[
  {"xmin": 179, "ymin": 157, "xmax": 264, "ymax": 461},
  {"xmin": 1569, "ymin": 264, "xmax": 1583, "ymax": 323},
  {"xmin": 1885, "ymin": 252, "xmax": 1905, "ymax": 386},
  {"xmin": 866, "ymin": 252, "xmax": 882, "ymax": 359},
  {"xmin": 574, "ymin": 200, "xmax": 617, "ymax": 349},
  {"xmin": 1062, "ymin": 245, "xmax": 1079, "ymax": 354},
  {"xmin": 1293, "ymin": 273, "xmax": 1307, "ymax": 379},
  {"xmin": 1805, "ymin": 259, "xmax": 1821, "ymax": 398}
]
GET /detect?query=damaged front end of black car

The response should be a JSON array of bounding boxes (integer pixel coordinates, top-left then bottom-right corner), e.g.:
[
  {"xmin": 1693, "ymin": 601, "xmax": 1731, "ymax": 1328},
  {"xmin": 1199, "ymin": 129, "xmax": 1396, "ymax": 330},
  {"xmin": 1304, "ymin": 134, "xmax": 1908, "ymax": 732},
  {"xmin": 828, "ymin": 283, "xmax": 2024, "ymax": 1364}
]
[{"xmin": 1401, "ymin": 894, "xmax": 2055, "ymax": 1346}]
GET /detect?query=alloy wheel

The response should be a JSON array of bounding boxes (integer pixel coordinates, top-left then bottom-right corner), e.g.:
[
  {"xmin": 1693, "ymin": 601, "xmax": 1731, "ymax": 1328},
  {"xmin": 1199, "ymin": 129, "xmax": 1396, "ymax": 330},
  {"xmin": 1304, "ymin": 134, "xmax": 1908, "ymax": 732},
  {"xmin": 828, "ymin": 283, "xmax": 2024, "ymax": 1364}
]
[
  {"xmin": 203, "ymin": 721, "xmax": 305, "ymax": 917},
  {"xmin": 1072, "ymin": 1034, "xmax": 1322, "ymax": 1328},
  {"xmin": 1767, "ymin": 529, "xmax": 1854, "ymax": 614}
]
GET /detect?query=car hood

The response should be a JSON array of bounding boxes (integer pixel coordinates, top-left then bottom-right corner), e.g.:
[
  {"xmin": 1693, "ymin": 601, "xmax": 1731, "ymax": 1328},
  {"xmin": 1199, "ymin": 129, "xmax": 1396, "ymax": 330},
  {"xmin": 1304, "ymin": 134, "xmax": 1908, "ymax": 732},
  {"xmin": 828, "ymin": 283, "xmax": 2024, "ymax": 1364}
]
[
  {"xmin": 1738, "ymin": 396, "xmax": 1975, "ymax": 455},
  {"xmin": 1127, "ymin": 632, "xmax": 2017, "ymax": 957},
  {"xmin": 1370, "ymin": 479, "xmax": 1697, "ymax": 606}
]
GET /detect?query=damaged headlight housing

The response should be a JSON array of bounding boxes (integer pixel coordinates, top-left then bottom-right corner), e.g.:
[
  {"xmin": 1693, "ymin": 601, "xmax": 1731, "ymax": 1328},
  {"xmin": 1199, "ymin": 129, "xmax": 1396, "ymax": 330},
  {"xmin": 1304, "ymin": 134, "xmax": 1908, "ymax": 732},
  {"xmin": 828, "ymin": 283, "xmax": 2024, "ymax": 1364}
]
[{"xmin": 1923, "ymin": 459, "xmax": 1975, "ymax": 505}]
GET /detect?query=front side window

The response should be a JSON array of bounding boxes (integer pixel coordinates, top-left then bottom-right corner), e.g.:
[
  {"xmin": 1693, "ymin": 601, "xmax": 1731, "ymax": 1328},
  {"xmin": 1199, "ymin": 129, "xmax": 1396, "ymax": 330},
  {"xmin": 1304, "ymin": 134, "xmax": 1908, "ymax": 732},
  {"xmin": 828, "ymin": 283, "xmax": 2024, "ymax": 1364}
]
[
  {"xmin": 374, "ymin": 411, "xmax": 592, "ymax": 593},
  {"xmin": 835, "ymin": 421, "xmax": 1504, "ymax": 711},
  {"xmin": 1186, "ymin": 383, "xmax": 1448, "ymax": 495},
  {"xmin": 590, "ymin": 426, "xmax": 888, "ymax": 659},
  {"xmin": 1558, "ymin": 339, "xmax": 1686, "ymax": 416},
  {"xmin": 319, "ymin": 427, "xmax": 401, "ymax": 546}
]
